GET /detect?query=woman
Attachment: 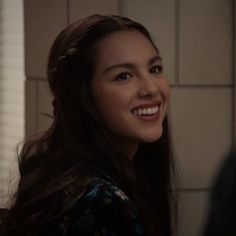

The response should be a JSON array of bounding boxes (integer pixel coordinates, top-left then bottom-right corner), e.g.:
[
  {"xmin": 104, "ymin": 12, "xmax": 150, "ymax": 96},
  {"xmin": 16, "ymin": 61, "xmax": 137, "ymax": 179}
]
[{"xmin": 2, "ymin": 15, "xmax": 177, "ymax": 236}]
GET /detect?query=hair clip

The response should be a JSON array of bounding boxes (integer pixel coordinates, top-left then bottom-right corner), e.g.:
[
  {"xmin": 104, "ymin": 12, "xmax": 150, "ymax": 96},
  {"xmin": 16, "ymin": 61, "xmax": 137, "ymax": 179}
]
[{"xmin": 58, "ymin": 55, "xmax": 66, "ymax": 62}]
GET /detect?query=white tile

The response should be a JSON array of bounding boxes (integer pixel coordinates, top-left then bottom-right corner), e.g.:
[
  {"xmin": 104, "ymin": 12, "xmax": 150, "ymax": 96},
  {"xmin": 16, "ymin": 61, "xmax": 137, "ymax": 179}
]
[
  {"xmin": 24, "ymin": 0, "xmax": 67, "ymax": 78},
  {"xmin": 69, "ymin": 0, "xmax": 119, "ymax": 22},
  {"xmin": 179, "ymin": 0, "xmax": 233, "ymax": 85},
  {"xmin": 173, "ymin": 191, "xmax": 209, "ymax": 236},
  {"xmin": 170, "ymin": 87, "xmax": 233, "ymax": 188},
  {"xmin": 38, "ymin": 80, "xmax": 53, "ymax": 132},
  {"xmin": 25, "ymin": 79, "xmax": 37, "ymax": 137}
]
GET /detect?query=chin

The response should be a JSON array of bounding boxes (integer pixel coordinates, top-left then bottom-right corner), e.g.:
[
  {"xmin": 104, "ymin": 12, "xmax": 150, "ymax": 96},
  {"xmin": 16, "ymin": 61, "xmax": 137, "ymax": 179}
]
[{"xmin": 141, "ymin": 130, "xmax": 163, "ymax": 143}]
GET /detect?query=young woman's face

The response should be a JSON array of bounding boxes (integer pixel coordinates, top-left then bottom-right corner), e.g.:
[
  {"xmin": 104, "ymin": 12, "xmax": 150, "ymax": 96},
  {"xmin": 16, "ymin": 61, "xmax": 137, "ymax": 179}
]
[{"xmin": 91, "ymin": 30, "xmax": 170, "ymax": 158}]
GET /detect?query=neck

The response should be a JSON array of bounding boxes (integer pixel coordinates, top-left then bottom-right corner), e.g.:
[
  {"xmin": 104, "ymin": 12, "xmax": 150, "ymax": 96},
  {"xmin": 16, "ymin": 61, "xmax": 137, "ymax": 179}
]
[{"xmin": 118, "ymin": 141, "xmax": 139, "ymax": 160}]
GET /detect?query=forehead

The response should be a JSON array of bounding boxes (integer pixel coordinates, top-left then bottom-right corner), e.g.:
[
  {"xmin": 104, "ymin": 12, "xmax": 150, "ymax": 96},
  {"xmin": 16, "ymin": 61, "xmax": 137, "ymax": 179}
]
[{"xmin": 94, "ymin": 30, "xmax": 158, "ymax": 67}]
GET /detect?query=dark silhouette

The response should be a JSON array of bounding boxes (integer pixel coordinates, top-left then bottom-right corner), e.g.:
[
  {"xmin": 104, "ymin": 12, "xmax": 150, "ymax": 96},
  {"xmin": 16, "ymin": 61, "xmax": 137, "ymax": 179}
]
[{"xmin": 204, "ymin": 149, "xmax": 236, "ymax": 236}]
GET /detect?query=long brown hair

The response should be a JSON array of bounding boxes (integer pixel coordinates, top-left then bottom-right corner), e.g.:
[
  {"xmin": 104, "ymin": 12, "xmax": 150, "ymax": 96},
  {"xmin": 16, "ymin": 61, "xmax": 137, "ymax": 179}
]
[{"xmin": 2, "ymin": 15, "xmax": 177, "ymax": 236}]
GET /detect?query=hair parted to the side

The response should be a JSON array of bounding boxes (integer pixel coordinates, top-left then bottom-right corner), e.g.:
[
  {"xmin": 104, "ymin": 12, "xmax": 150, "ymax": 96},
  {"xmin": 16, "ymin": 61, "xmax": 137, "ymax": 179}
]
[{"xmin": 2, "ymin": 15, "xmax": 177, "ymax": 236}]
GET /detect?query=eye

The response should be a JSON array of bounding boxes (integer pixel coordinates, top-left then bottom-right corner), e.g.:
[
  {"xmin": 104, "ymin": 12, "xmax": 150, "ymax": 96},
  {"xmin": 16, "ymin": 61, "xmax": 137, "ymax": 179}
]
[
  {"xmin": 116, "ymin": 72, "xmax": 132, "ymax": 81},
  {"xmin": 150, "ymin": 65, "xmax": 162, "ymax": 74}
]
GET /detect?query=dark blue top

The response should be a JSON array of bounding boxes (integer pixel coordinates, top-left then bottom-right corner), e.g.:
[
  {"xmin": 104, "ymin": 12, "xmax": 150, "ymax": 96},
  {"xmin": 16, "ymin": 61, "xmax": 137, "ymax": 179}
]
[{"xmin": 40, "ymin": 177, "xmax": 147, "ymax": 235}]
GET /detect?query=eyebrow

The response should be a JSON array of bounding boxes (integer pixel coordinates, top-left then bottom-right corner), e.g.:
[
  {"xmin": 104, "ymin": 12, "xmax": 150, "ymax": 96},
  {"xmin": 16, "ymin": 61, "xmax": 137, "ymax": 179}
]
[{"xmin": 102, "ymin": 55, "xmax": 162, "ymax": 74}]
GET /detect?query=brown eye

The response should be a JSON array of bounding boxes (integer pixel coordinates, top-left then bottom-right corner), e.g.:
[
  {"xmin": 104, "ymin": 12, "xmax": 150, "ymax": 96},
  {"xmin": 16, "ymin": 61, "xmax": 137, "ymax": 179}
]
[
  {"xmin": 150, "ymin": 65, "xmax": 162, "ymax": 74},
  {"xmin": 116, "ymin": 72, "xmax": 132, "ymax": 81}
]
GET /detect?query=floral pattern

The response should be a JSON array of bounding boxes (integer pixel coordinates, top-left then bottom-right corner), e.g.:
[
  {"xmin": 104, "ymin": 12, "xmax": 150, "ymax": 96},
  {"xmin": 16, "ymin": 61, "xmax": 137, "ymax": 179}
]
[{"xmin": 42, "ymin": 176, "xmax": 147, "ymax": 235}]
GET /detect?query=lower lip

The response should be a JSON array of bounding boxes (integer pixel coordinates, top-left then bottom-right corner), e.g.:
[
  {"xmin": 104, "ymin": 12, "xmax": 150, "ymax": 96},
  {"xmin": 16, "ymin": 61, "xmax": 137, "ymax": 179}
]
[{"xmin": 134, "ymin": 111, "xmax": 161, "ymax": 121}]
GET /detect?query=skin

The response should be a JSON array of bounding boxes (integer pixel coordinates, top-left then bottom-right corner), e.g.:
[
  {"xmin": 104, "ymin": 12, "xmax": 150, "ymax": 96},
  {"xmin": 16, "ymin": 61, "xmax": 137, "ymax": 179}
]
[{"xmin": 91, "ymin": 30, "xmax": 170, "ymax": 159}]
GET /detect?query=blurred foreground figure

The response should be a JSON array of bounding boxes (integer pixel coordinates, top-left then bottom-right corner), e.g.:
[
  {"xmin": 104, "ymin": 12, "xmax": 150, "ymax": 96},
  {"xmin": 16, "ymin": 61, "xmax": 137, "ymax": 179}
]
[{"xmin": 204, "ymin": 149, "xmax": 236, "ymax": 236}]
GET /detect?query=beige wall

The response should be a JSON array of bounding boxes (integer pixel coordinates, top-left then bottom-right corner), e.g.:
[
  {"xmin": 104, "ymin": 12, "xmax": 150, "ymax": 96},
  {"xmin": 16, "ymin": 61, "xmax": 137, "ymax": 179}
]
[{"xmin": 24, "ymin": 0, "xmax": 234, "ymax": 235}]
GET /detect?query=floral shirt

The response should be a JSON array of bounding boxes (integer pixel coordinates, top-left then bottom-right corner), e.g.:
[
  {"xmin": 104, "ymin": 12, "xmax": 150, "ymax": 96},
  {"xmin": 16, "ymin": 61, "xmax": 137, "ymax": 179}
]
[{"xmin": 40, "ymin": 177, "xmax": 147, "ymax": 236}]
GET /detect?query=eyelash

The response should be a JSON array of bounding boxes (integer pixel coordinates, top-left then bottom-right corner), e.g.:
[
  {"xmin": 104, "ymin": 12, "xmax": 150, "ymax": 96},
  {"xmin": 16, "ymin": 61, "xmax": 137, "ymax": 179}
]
[
  {"xmin": 116, "ymin": 72, "xmax": 132, "ymax": 81},
  {"xmin": 115, "ymin": 65, "xmax": 163, "ymax": 81},
  {"xmin": 150, "ymin": 65, "xmax": 163, "ymax": 74}
]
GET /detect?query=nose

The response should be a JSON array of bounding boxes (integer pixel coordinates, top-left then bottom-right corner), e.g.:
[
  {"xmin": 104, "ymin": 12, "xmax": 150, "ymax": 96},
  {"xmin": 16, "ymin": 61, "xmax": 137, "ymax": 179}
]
[{"xmin": 137, "ymin": 75, "xmax": 159, "ymax": 98}]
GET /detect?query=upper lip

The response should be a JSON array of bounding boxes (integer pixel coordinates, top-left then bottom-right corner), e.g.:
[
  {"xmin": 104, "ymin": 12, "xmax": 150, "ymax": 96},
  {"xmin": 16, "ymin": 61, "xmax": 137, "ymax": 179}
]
[{"xmin": 131, "ymin": 101, "xmax": 162, "ymax": 111}]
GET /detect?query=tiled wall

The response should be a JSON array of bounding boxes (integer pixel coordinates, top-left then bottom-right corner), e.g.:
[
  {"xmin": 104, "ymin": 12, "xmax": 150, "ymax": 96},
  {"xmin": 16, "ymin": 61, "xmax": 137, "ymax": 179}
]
[{"xmin": 24, "ymin": 1, "xmax": 234, "ymax": 235}]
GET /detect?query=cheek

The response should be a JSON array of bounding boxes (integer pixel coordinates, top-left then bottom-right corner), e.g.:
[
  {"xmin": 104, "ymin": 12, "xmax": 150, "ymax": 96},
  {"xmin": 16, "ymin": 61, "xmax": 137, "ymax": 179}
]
[
  {"xmin": 160, "ymin": 78, "xmax": 170, "ymax": 104},
  {"xmin": 92, "ymin": 87, "xmax": 126, "ymax": 120}
]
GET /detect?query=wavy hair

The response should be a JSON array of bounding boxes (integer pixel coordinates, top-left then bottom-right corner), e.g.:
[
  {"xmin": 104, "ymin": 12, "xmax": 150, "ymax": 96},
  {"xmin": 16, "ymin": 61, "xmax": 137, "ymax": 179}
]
[{"xmin": 2, "ymin": 15, "xmax": 177, "ymax": 236}]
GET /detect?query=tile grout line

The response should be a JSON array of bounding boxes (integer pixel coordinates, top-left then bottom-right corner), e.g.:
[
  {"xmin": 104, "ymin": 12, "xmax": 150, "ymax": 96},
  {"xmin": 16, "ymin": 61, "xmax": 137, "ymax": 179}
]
[
  {"xmin": 175, "ymin": 0, "xmax": 180, "ymax": 86},
  {"xmin": 174, "ymin": 188, "xmax": 211, "ymax": 193},
  {"xmin": 170, "ymin": 84, "xmax": 233, "ymax": 89},
  {"xmin": 118, "ymin": 0, "xmax": 123, "ymax": 16}
]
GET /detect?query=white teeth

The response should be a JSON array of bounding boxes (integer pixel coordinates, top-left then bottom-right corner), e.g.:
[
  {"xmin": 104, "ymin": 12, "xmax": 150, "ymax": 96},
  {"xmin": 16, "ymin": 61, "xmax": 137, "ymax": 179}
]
[{"xmin": 133, "ymin": 106, "xmax": 159, "ymax": 116}]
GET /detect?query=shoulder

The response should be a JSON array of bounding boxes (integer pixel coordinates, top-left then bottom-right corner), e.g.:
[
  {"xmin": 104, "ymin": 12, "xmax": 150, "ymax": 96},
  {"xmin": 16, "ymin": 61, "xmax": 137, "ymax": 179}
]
[
  {"xmin": 63, "ymin": 177, "xmax": 146, "ymax": 235},
  {"xmin": 79, "ymin": 177, "xmax": 130, "ymax": 206},
  {"xmin": 204, "ymin": 150, "xmax": 236, "ymax": 235},
  {"xmin": 212, "ymin": 150, "xmax": 236, "ymax": 198}
]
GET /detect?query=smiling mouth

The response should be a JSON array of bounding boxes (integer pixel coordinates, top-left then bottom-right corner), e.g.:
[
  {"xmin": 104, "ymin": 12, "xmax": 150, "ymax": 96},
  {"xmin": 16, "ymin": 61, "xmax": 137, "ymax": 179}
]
[{"xmin": 132, "ymin": 105, "xmax": 160, "ymax": 116}]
